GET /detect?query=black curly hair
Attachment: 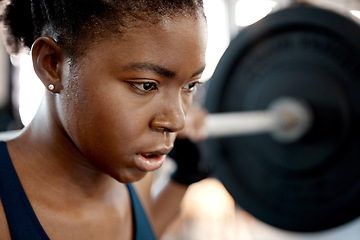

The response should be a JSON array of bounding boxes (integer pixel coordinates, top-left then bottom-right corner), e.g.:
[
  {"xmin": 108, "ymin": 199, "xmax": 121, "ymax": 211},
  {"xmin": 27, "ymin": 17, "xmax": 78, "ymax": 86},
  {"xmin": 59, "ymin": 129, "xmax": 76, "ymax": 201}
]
[{"xmin": 0, "ymin": 0, "xmax": 205, "ymax": 59}]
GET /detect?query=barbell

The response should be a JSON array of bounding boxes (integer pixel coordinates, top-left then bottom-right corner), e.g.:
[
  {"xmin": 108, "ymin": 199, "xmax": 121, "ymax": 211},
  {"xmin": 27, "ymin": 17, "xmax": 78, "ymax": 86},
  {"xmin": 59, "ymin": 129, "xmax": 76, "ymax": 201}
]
[{"xmin": 204, "ymin": 4, "xmax": 360, "ymax": 233}]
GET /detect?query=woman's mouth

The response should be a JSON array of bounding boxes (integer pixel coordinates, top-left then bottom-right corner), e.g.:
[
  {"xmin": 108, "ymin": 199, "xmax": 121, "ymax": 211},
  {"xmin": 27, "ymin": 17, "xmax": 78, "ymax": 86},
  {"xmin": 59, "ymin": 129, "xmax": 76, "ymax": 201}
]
[{"xmin": 134, "ymin": 152, "xmax": 167, "ymax": 172}]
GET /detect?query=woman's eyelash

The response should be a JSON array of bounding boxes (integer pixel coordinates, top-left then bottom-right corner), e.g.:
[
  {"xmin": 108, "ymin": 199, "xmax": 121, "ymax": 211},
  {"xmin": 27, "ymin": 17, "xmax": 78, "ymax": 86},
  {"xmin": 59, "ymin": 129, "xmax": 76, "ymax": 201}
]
[
  {"xmin": 183, "ymin": 81, "xmax": 201, "ymax": 92},
  {"xmin": 130, "ymin": 81, "xmax": 201, "ymax": 94},
  {"xmin": 131, "ymin": 82, "xmax": 158, "ymax": 92}
]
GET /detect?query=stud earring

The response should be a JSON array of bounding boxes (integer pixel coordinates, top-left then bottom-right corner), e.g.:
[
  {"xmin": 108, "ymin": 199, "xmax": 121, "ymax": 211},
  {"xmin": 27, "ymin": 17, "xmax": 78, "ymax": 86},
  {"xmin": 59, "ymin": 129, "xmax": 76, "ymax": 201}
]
[{"xmin": 48, "ymin": 84, "xmax": 55, "ymax": 91}]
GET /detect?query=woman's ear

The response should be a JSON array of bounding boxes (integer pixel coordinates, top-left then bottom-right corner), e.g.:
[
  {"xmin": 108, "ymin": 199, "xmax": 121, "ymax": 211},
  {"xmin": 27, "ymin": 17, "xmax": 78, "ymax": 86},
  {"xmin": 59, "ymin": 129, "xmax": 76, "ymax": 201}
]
[{"xmin": 31, "ymin": 36, "xmax": 65, "ymax": 93}]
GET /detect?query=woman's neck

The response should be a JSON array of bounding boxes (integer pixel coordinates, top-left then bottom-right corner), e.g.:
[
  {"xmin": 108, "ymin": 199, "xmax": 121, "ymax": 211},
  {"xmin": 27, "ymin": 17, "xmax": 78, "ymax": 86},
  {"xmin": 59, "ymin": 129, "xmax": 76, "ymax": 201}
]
[{"xmin": 6, "ymin": 98, "xmax": 125, "ymax": 203}]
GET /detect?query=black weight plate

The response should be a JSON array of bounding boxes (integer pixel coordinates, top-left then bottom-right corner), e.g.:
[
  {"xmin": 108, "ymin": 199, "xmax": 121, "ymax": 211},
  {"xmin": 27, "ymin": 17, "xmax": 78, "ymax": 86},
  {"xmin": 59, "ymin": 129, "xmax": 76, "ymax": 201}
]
[{"xmin": 205, "ymin": 5, "xmax": 360, "ymax": 232}]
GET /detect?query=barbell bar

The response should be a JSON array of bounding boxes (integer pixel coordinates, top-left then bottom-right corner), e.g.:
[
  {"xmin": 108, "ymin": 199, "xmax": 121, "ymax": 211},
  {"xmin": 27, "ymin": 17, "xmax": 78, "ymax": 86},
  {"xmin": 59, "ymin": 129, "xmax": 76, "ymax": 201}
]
[{"xmin": 206, "ymin": 97, "xmax": 312, "ymax": 143}]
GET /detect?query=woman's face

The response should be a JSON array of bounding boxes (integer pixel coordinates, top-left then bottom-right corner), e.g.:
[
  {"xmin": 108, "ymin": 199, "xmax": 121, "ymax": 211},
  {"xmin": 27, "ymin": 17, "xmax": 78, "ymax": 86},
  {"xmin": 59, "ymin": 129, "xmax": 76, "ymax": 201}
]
[{"xmin": 57, "ymin": 16, "xmax": 207, "ymax": 183}]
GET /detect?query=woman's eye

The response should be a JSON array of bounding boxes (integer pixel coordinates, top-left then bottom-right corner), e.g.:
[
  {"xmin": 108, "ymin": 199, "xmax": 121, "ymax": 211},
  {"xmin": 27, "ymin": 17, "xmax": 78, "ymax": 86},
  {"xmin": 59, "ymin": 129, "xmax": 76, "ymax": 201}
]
[
  {"xmin": 183, "ymin": 82, "xmax": 199, "ymax": 92},
  {"xmin": 132, "ymin": 82, "xmax": 158, "ymax": 92}
]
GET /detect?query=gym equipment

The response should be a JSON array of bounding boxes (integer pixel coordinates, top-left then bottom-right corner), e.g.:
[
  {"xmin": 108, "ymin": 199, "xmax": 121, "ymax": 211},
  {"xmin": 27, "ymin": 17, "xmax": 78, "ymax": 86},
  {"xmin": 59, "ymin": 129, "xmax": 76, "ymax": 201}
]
[{"xmin": 205, "ymin": 5, "xmax": 360, "ymax": 232}]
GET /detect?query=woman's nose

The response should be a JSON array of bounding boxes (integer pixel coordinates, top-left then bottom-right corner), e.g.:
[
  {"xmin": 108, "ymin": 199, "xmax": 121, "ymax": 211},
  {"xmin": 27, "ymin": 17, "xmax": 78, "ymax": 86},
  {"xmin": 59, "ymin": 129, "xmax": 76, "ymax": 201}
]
[{"xmin": 150, "ymin": 97, "xmax": 186, "ymax": 133}]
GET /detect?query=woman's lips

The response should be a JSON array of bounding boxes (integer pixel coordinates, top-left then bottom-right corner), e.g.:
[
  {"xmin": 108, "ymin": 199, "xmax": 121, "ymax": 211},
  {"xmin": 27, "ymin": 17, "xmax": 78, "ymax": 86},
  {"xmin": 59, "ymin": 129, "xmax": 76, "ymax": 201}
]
[{"xmin": 135, "ymin": 152, "xmax": 167, "ymax": 172}]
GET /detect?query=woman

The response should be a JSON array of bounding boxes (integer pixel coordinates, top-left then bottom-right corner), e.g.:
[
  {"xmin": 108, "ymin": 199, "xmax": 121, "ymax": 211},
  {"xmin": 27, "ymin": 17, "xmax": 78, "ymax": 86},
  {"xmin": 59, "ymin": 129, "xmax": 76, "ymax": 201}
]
[{"xmin": 0, "ymin": 0, "xmax": 208, "ymax": 239}]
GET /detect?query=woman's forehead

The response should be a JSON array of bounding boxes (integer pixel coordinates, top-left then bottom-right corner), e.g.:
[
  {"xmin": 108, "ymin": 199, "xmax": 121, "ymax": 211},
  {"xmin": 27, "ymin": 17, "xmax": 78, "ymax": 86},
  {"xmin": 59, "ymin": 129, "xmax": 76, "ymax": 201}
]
[
  {"xmin": 89, "ymin": 15, "xmax": 207, "ymax": 50},
  {"xmin": 70, "ymin": 16, "xmax": 207, "ymax": 78}
]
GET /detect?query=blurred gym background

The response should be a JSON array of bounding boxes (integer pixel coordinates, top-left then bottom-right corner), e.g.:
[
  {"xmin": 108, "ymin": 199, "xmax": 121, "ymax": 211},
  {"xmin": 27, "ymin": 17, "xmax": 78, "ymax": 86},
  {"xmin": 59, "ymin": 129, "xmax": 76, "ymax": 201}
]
[{"xmin": 1, "ymin": 0, "xmax": 360, "ymax": 239}]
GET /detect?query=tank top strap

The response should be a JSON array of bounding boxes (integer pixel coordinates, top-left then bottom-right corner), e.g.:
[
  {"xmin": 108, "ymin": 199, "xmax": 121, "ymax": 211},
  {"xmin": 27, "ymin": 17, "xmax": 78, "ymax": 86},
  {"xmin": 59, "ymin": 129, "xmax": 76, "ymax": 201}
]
[
  {"xmin": 126, "ymin": 184, "xmax": 156, "ymax": 240},
  {"xmin": 0, "ymin": 141, "xmax": 50, "ymax": 240}
]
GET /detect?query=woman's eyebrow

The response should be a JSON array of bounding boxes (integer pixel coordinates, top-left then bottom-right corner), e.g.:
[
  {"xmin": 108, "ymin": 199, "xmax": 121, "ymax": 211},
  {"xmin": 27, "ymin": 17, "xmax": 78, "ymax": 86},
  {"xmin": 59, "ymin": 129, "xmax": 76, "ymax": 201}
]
[
  {"xmin": 123, "ymin": 62, "xmax": 206, "ymax": 79},
  {"xmin": 123, "ymin": 62, "xmax": 176, "ymax": 78}
]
